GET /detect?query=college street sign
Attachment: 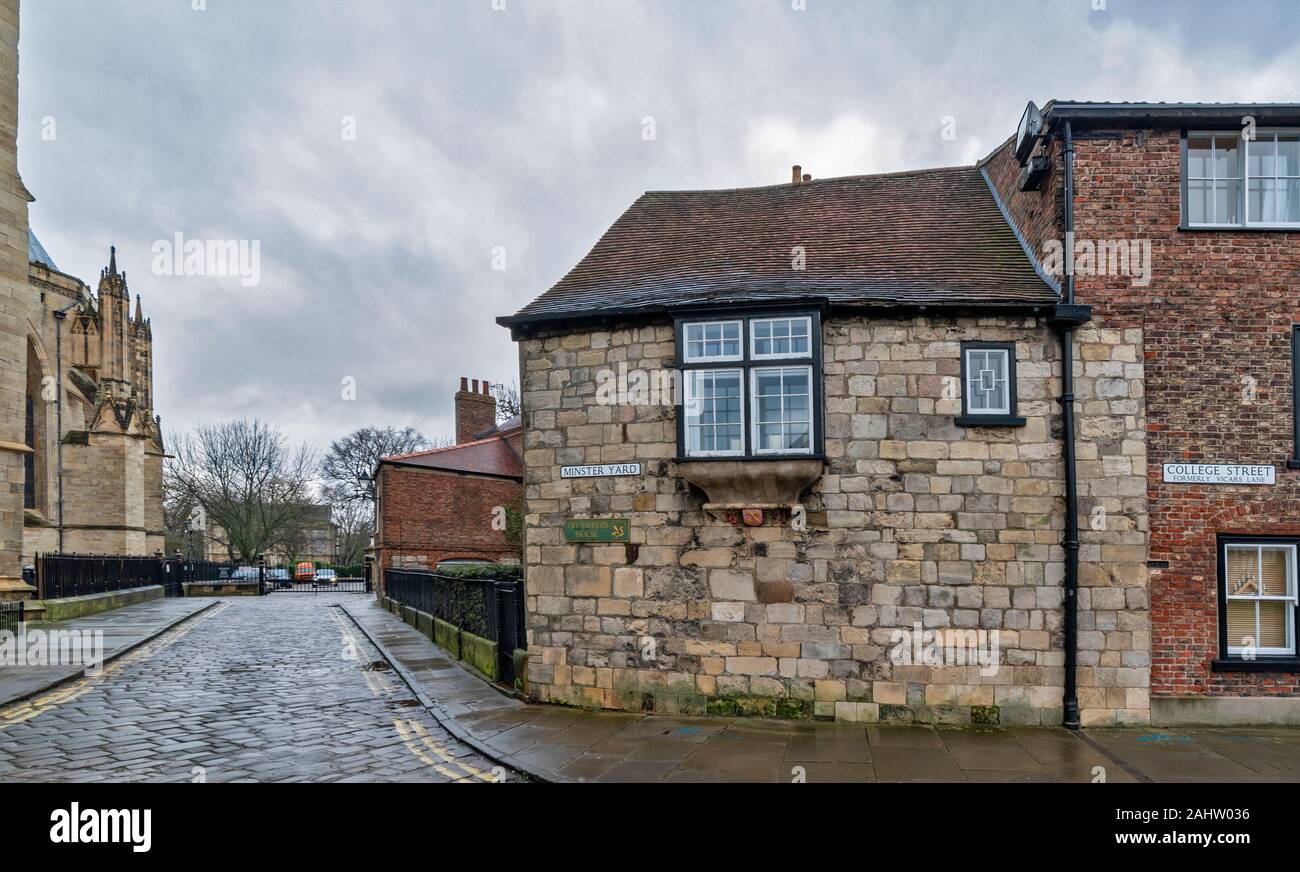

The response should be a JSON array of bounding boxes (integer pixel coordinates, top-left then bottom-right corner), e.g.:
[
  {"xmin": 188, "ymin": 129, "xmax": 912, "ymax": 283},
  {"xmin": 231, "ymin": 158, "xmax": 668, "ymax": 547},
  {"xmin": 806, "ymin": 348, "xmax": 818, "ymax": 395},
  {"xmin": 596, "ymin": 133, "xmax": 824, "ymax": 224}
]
[
  {"xmin": 560, "ymin": 463, "xmax": 642, "ymax": 479},
  {"xmin": 1162, "ymin": 463, "xmax": 1276, "ymax": 486},
  {"xmin": 563, "ymin": 518, "xmax": 631, "ymax": 543}
]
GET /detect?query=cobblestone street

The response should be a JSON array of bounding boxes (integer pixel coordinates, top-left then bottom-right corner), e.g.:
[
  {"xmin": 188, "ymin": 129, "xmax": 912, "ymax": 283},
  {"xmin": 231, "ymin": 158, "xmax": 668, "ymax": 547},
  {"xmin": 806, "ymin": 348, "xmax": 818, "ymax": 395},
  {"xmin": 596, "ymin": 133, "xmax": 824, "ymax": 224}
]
[{"xmin": 0, "ymin": 595, "xmax": 514, "ymax": 783}]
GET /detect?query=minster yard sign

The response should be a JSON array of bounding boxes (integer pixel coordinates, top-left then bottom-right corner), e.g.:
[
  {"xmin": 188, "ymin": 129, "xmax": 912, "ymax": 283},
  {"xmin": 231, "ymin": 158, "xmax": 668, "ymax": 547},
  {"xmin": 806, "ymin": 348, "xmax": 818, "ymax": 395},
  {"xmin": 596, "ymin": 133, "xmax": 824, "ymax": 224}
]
[
  {"xmin": 560, "ymin": 463, "xmax": 642, "ymax": 479},
  {"xmin": 1162, "ymin": 463, "xmax": 1276, "ymax": 486}
]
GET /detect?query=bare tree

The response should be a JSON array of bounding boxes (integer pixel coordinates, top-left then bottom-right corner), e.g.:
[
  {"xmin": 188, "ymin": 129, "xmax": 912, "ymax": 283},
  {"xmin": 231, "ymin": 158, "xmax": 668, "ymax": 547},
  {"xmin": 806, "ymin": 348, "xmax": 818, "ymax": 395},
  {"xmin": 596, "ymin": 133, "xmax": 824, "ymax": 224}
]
[
  {"xmin": 323, "ymin": 482, "xmax": 370, "ymax": 565},
  {"xmin": 167, "ymin": 420, "xmax": 317, "ymax": 563},
  {"xmin": 320, "ymin": 425, "xmax": 431, "ymax": 511},
  {"xmin": 493, "ymin": 380, "xmax": 521, "ymax": 422}
]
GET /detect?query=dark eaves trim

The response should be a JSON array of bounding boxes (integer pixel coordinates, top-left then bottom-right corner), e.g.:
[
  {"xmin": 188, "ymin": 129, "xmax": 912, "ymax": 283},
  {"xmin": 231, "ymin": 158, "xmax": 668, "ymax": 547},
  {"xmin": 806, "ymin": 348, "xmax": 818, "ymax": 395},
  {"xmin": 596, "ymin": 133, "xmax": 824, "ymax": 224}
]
[
  {"xmin": 377, "ymin": 458, "xmax": 522, "ymax": 482},
  {"xmin": 500, "ymin": 296, "xmax": 1061, "ymax": 339},
  {"xmin": 979, "ymin": 164, "xmax": 1062, "ymax": 299},
  {"xmin": 1045, "ymin": 103, "xmax": 1300, "ymax": 130}
]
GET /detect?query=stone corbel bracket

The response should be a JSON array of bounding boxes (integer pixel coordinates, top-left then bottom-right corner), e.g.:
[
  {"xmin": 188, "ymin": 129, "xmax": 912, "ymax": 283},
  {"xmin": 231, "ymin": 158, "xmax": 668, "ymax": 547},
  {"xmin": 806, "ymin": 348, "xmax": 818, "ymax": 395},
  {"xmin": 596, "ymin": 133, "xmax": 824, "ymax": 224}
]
[{"xmin": 675, "ymin": 458, "xmax": 825, "ymax": 523}]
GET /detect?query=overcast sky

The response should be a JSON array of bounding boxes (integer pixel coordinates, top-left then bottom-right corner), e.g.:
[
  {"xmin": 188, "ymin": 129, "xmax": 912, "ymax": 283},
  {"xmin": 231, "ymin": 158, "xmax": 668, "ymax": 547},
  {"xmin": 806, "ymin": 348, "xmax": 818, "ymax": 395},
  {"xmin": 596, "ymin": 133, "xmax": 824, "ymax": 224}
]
[{"xmin": 15, "ymin": 0, "xmax": 1300, "ymax": 455}]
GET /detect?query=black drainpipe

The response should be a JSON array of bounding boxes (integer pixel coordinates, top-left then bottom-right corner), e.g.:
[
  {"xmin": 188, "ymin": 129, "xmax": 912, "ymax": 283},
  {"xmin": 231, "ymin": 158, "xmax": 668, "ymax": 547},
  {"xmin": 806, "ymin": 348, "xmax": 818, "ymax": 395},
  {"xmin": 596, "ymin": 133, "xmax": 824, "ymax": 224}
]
[{"xmin": 1058, "ymin": 120, "xmax": 1082, "ymax": 730}]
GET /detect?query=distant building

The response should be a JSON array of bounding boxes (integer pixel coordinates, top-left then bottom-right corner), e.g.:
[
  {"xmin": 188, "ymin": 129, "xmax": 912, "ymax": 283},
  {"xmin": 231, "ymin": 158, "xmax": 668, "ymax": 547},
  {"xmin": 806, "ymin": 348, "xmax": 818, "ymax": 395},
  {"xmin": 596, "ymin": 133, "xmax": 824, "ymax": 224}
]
[
  {"xmin": 373, "ymin": 378, "xmax": 522, "ymax": 579},
  {"xmin": 202, "ymin": 503, "xmax": 337, "ymax": 567}
]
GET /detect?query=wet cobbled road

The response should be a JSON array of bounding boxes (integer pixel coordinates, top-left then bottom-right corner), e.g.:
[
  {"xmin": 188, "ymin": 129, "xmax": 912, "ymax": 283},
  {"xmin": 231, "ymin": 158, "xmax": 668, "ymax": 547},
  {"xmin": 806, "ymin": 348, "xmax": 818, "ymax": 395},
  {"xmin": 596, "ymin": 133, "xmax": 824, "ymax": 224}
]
[{"xmin": 0, "ymin": 595, "xmax": 515, "ymax": 783}]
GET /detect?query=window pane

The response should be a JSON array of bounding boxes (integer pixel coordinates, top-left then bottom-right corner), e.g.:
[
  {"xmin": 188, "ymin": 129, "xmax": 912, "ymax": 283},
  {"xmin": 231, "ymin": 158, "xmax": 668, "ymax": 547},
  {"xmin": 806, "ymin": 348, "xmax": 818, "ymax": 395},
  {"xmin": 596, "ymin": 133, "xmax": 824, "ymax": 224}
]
[
  {"xmin": 1248, "ymin": 133, "xmax": 1276, "ymax": 178},
  {"xmin": 1187, "ymin": 179, "xmax": 1209, "ymax": 223},
  {"xmin": 1248, "ymin": 178, "xmax": 1270, "ymax": 223},
  {"xmin": 1259, "ymin": 600, "xmax": 1289, "ymax": 648},
  {"xmin": 1282, "ymin": 178, "xmax": 1300, "ymax": 223},
  {"xmin": 1215, "ymin": 137, "xmax": 1240, "ymax": 178},
  {"xmin": 1278, "ymin": 134, "xmax": 1300, "ymax": 177},
  {"xmin": 685, "ymin": 321, "xmax": 741, "ymax": 360},
  {"xmin": 752, "ymin": 366, "xmax": 812, "ymax": 452},
  {"xmin": 1227, "ymin": 546, "xmax": 1258, "ymax": 595},
  {"xmin": 1226, "ymin": 599, "xmax": 1257, "ymax": 650},
  {"xmin": 1187, "ymin": 136, "xmax": 1212, "ymax": 178},
  {"xmin": 966, "ymin": 348, "xmax": 1009, "ymax": 414},
  {"xmin": 751, "ymin": 317, "xmax": 812, "ymax": 358},
  {"xmin": 687, "ymin": 369, "xmax": 742, "ymax": 454},
  {"xmin": 1215, "ymin": 180, "xmax": 1240, "ymax": 224},
  {"xmin": 1261, "ymin": 548, "xmax": 1291, "ymax": 596}
]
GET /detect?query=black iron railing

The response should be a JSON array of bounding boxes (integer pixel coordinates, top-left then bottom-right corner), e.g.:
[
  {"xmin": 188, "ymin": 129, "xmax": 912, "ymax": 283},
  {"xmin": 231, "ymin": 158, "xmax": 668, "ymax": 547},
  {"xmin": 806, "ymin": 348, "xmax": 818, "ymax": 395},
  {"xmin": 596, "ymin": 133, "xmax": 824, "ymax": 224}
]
[
  {"xmin": 37, "ymin": 553, "xmax": 174, "ymax": 600},
  {"xmin": 0, "ymin": 601, "xmax": 24, "ymax": 636},
  {"xmin": 384, "ymin": 569, "xmax": 526, "ymax": 682}
]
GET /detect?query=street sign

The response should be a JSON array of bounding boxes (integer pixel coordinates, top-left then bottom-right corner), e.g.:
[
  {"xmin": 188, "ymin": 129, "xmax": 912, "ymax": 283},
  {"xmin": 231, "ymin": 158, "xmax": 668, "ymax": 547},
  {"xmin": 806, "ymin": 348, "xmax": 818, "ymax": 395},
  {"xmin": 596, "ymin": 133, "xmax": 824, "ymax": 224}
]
[
  {"xmin": 563, "ymin": 518, "xmax": 631, "ymax": 543},
  {"xmin": 1162, "ymin": 463, "xmax": 1275, "ymax": 486},
  {"xmin": 560, "ymin": 463, "xmax": 642, "ymax": 479}
]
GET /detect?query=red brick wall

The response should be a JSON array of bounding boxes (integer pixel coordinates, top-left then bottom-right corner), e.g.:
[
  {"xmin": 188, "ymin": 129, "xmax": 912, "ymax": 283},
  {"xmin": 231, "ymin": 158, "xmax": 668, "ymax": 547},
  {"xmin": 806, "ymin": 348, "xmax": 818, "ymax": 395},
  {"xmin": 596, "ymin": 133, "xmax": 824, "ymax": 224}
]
[
  {"xmin": 1042, "ymin": 128, "xmax": 1300, "ymax": 696},
  {"xmin": 375, "ymin": 464, "xmax": 522, "ymax": 583}
]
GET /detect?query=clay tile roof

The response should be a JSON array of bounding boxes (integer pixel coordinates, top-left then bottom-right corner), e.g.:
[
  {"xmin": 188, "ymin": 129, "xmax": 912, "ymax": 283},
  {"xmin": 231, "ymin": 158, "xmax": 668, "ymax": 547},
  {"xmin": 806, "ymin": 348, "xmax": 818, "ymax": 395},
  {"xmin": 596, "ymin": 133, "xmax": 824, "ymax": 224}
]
[
  {"xmin": 499, "ymin": 165, "xmax": 1056, "ymax": 328},
  {"xmin": 381, "ymin": 433, "xmax": 521, "ymax": 479}
]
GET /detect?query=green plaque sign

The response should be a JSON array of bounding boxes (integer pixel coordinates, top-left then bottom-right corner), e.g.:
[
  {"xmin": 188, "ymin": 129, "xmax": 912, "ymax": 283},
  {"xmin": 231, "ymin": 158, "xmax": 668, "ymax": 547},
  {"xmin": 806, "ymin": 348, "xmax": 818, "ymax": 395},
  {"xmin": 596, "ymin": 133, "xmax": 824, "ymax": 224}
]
[{"xmin": 563, "ymin": 518, "xmax": 631, "ymax": 543}]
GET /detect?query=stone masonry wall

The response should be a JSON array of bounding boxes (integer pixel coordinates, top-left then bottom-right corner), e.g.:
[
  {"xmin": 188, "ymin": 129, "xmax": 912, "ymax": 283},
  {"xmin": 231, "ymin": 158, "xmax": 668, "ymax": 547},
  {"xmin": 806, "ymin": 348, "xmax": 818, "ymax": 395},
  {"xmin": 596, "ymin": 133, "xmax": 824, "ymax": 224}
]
[{"xmin": 519, "ymin": 312, "xmax": 1149, "ymax": 725}]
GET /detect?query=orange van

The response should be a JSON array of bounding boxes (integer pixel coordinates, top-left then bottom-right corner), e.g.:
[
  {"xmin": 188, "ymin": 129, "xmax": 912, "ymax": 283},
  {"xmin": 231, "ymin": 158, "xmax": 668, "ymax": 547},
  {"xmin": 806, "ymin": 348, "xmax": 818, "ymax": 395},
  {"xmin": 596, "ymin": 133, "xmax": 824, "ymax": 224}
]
[{"xmin": 293, "ymin": 561, "xmax": 315, "ymax": 581}]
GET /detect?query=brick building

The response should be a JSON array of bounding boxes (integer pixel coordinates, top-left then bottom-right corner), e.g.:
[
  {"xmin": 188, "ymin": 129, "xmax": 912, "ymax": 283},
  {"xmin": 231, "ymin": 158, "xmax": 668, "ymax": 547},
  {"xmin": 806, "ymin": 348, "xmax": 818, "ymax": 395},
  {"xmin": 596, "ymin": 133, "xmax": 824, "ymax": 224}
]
[
  {"xmin": 987, "ymin": 102, "xmax": 1300, "ymax": 725},
  {"xmin": 373, "ymin": 379, "xmax": 523, "ymax": 582},
  {"xmin": 499, "ymin": 99, "xmax": 1300, "ymax": 727}
]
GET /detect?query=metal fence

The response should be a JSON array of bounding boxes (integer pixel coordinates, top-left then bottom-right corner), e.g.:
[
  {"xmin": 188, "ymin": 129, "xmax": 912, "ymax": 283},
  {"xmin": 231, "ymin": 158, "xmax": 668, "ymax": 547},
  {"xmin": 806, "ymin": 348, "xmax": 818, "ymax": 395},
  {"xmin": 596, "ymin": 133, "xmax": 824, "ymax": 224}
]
[
  {"xmin": 265, "ymin": 578, "xmax": 370, "ymax": 594},
  {"xmin": 36, "ymin": 553, "xmax": 179, "ymax": 600},
  {"xmin": 384, "ymin": 569, "xmax": 526, "ymax": 683},
  {"xmin": 0, "ymin": 601, "xmax": 23, "ymax": 636}
]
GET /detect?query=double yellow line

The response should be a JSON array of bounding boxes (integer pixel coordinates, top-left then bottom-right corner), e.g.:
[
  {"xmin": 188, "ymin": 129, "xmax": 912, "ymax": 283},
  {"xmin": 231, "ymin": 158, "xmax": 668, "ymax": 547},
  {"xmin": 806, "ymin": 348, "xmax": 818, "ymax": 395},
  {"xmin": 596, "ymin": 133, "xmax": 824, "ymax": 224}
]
[
  {"xmin": 329, "ymin": 609, "xmax": 497, "ymax": 783},
  {"xmin": 0, "ymin": 602, "xmax": 228, "ymax": 731}
]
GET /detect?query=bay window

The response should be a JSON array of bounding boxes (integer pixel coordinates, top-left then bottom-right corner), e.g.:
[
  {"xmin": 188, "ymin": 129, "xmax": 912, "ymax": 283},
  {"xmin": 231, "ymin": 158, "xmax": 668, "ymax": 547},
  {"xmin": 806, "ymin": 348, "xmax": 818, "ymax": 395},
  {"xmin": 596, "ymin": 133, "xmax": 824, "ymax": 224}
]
[
  {"xmin": 1184, "ymin": 129, "xmax": 1300, "ymax": 228},
  {"xmin": 676, "ymin": 311, "xmax": 821, "ymax": 459}
]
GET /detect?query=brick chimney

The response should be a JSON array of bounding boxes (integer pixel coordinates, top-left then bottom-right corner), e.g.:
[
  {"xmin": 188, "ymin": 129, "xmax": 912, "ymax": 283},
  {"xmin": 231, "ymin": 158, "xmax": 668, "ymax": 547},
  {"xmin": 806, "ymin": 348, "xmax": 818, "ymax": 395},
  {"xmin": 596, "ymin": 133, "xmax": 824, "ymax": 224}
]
[{"xmin": 454, "ymin": 377, "xmax": 496, "ymax": 444}]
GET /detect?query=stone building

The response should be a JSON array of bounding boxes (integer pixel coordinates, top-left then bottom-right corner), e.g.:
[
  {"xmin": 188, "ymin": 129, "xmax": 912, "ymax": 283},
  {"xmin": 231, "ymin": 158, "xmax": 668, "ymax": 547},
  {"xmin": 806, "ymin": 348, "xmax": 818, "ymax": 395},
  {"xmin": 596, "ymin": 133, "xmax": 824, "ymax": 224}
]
[
  {"xmin": 200, "ymin": 503, "xmax": 337, "ymax": 567},
  {"xmin": 373, "ymin": 378, "xmax": 523, "ymax": 581},
  {"xmin": 0, "ymin": 0, "xmax": 30, "ymax": 599},
  {"xmin": 499, "ymin": 160, "xmax": 1147, "ymax": 726},
  {"xmin": 21, "ymin": 242, "xmax": 165, "ymax": 563},
  {"xmin": 0, "ymin": 0, "xmax": 163, "ymax": 586}
]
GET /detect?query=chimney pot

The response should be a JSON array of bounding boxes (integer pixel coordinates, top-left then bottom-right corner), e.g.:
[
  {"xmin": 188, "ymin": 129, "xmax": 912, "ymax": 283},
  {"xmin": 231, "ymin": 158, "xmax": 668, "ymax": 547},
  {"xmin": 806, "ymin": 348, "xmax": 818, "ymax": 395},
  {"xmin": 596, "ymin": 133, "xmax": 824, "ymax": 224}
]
[
  {"xmin": 471, "ymin": 379, "xmax": 479, "ymax": 393},
  {"xmin": 802, "ymin": 173, "xmax": 812, "ymax": 182},
  {"xmin": 792, "ymin": 164, "xmax": 801, "ymax": 184},
  {"xmin": 459, "ymin": 376, "xmax": 468, "ymax": 392},
  {"xmin": 482, "ymin": 378, "xmax": 491, "ymax": 395}
]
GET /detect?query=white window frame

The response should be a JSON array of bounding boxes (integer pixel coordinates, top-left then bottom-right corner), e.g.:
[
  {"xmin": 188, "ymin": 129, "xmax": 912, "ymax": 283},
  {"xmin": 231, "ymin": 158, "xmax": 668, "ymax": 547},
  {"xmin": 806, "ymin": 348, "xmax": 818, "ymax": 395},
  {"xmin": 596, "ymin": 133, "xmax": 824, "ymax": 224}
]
[
  {"xmin": 1224, "ymin": 542, "xmax": 1298, "ymax": 656},
  {"xmin": 1186, "ymin": 129, "xmax": 1300, "ymax": 229},
  {"xmin": 749, "ymin": 365, "xmax": 814, "ymax": 456},
  {"xmin": 682, "ymin": 319, "xmax": 743, "ymax": 364},
  {"xmin": 963, "ymin": 346, "xmax": 1012, "ymax": 417},
  {"xmin": 683, "ymin": 368, "xmax": 745, "ymax": 458},
  {"xmin": 749, "ymin": 316, "xmax": 814, "ymax": 361}
]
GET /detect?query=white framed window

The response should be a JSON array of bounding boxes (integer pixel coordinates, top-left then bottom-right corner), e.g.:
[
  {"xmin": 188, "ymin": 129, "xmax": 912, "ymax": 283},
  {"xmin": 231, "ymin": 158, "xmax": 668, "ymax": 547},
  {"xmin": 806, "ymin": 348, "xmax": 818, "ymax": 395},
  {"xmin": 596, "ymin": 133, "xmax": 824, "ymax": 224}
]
[
  {"xmin": 1185, "ymin": 129, "xmax": 1300, "ymax": 228},
  {"xmin": 1246, "ymin": 130, "xmax": 1300, "ymax": 225},
  {"xmin": 750, "ymin": 316, "xmax": 813, "ymax": 360},
  {"xmin": 1223, "ymin": 542, "xmax": 1298, "ymax": 657},
  {"xmin": 962, "ymin": 344, "xmax": 1013, "ymax": 417},
  {"xmin": 683, "ymin": 320, "xmax": 742, "ymax": 363},
  {"xmin": 684, "ymin": 369, "xmax": 744, "ymax": 456},
  {"xmin": 750, "ymin": 366, "xmax": 813, "ymax": 454}
]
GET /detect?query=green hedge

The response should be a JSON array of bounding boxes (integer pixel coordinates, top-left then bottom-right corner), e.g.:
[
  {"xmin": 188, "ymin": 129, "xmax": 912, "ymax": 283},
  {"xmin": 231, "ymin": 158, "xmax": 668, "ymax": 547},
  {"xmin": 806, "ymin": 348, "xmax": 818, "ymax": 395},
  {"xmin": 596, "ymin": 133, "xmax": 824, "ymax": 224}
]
[{"xmin": 435, "ymin": 563, "xmax": 522, "ymax": 581}]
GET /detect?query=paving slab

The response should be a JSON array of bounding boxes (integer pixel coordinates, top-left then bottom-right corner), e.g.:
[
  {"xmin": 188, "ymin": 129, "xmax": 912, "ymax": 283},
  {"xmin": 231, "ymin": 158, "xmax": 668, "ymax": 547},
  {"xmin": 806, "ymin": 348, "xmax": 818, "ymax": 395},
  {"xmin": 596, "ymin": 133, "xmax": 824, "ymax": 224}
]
[
  {"xmin": 337, "ymin": 597, "xmax": 1300, "ymax": 784},
  {"xmin": 0, "ymin": 596, "xmax": 215, "ymax": 707}
]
